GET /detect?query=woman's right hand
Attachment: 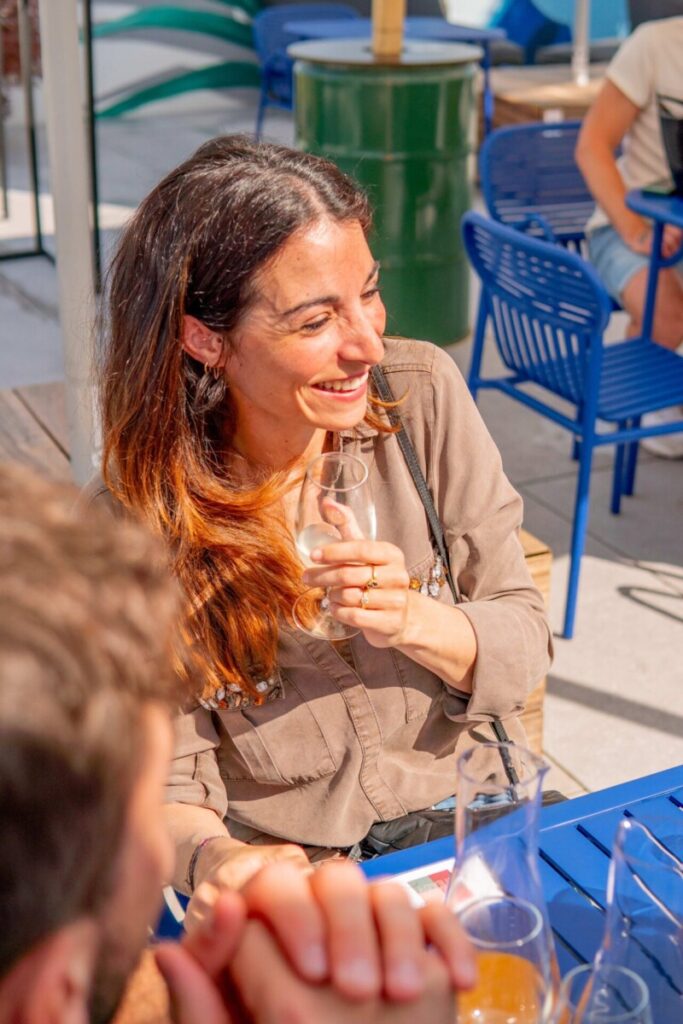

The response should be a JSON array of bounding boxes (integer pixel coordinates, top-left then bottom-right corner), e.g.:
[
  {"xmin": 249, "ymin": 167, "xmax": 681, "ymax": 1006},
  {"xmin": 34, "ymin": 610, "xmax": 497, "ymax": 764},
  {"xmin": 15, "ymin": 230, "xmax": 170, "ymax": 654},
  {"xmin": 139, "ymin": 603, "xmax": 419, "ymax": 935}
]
[{"xmin": 184, "ymin": 836, "xmax": 311, "ymax": 934}]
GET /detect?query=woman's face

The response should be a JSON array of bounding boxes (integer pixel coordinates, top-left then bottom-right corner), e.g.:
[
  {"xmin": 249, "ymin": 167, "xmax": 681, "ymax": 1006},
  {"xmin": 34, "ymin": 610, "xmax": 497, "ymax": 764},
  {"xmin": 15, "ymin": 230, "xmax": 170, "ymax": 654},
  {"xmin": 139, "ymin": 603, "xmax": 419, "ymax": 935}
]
[{"xmin": 223, "ymin": 217, "xmax": 386, "ymax": 463}]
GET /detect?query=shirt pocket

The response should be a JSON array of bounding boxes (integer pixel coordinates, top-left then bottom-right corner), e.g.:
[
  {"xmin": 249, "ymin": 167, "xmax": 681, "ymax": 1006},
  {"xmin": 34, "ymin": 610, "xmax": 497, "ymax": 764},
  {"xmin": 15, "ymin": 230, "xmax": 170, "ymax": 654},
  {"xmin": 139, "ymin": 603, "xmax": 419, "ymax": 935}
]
[{"xmin": 216, "ymin": 675, "xmax": 336, "ymax": 786}]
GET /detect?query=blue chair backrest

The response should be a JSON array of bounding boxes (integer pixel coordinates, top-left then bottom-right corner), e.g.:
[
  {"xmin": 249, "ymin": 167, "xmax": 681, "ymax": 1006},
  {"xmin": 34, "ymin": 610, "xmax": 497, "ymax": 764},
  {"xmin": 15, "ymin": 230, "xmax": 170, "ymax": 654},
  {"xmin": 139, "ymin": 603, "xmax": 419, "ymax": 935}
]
[
  {"xmin": 491, "ymin": 0, "xmax": 571, "ymax": 62},
  {"xmin": 462, "ymin": 211, "xmax": 612, "ymax": 402},
  {"xmin": 252, "ymin": 3, "xmax": 360, "ymax": 63},
  {"xmin": 479, "ymin": 121, "xmax": 595, "ymax": 245}
]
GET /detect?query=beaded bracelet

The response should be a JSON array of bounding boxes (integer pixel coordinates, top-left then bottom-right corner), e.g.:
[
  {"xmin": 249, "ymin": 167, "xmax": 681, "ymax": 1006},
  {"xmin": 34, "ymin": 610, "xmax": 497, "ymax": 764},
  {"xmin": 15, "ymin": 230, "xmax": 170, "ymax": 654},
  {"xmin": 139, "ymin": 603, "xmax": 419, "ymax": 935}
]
[{"xmin": 187, "ymin": 835, "xmax": 228, "ymax": 891}]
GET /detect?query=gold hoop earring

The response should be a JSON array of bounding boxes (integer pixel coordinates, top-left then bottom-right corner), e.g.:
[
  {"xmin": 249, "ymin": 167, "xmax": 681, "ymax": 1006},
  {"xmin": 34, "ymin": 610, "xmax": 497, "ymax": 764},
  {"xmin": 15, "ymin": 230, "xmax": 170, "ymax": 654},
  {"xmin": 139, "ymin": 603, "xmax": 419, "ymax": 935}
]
[{"xmin": 203, "ymin": 362, "xmax": 223, "ymax": 381}]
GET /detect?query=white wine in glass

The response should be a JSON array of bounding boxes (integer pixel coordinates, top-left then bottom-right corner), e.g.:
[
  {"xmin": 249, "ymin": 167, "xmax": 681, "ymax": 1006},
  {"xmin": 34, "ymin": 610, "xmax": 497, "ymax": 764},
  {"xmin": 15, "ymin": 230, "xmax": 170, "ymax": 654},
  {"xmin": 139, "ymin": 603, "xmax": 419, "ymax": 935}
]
[{"xmin": 292, "ymin": 452, "xmax": 376, "ymax": 641}]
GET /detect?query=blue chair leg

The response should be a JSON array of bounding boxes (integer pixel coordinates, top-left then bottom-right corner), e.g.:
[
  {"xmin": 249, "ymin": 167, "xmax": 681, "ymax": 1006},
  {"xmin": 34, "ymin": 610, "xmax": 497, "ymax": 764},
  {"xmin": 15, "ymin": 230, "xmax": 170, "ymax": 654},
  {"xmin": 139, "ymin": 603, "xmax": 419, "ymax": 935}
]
[
  {"xmin": 563, "ymin": 435, "xmax": 595, "ymax": 639},
  {"xmin": 611, "ymin": 447, "xmax": 625, "ymax": 515},
  {"xmin": 571, "ymin": 408, "xmax": 583, "ymax": 461},
  {"xmin": 611, "ymin": 425, "xmax": 628, "ymax": 515},
  {"xmin": 624, "ymin": 418, "xmax": 641, "ymax": 497},
  {"xmin": 467, "ymin": 294, "xmax": 488, "ymax": 400}
]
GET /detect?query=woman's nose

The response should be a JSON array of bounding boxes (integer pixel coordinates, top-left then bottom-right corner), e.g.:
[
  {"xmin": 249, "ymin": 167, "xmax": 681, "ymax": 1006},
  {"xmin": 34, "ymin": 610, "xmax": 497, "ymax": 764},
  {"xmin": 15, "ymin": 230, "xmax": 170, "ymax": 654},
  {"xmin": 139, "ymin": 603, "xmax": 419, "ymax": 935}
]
[{"xmin": 340, "ymin": 307, "xmax": 386, "ymax": 364}]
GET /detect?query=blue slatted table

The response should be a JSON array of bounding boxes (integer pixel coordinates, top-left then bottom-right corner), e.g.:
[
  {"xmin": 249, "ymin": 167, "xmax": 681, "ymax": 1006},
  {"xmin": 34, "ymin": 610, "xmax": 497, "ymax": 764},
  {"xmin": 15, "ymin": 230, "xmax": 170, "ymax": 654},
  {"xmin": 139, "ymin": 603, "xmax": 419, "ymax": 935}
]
[{"xmin": 363, "ymin": 765, "xmax": 683, "ymax": 980}]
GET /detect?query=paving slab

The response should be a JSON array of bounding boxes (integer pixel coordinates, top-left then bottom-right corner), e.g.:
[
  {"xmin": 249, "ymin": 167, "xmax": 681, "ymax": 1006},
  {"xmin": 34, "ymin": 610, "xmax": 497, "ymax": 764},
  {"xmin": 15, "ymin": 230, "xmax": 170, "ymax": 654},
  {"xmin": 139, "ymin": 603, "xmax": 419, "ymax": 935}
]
[
  {"xmin": 521, "ymin": 457, "xmax": 683, "ymax": 568},
  {"xmin": 542, "ymin": 753, "xmax": 588, "ymax": 800},
  {"xmin": 0, "ymin": 278, "xmax": 63, "ymax": 388},
  {"xmin": 516, "ymin": 490, "xmax": 683, "ymax": 790}
]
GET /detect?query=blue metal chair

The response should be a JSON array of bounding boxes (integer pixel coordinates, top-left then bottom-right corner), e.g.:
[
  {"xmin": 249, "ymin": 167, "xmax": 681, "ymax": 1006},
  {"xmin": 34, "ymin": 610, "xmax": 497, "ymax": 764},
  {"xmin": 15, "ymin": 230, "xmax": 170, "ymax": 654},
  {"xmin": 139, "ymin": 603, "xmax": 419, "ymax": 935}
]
[
  {"xmin": 252, "ymin": 2, "xmax": 360, "ymax": 139},
  {"xmin": 479, "ymin": 120, "xmax": 596, "ymax": 254},
  {"xmin": 463, "ymin": 211, "xmax": 683, "ymax": 638}
]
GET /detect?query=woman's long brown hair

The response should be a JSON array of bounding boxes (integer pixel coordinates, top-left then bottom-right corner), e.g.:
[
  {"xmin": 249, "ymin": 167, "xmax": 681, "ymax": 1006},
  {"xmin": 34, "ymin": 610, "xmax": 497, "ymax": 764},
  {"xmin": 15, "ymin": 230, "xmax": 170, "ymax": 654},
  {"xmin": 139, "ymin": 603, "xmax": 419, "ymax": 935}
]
[{"xmin": 100, "ymin": 135, "xmax": 392, "ymax": 702}]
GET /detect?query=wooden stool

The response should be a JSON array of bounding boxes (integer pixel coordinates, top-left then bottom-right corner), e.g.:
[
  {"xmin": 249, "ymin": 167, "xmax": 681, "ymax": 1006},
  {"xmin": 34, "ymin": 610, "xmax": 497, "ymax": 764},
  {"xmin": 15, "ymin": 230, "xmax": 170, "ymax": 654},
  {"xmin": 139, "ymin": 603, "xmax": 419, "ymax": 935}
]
[{"xmin": 519, "ymin": 528, "xmax": 552, "ymax": 755}]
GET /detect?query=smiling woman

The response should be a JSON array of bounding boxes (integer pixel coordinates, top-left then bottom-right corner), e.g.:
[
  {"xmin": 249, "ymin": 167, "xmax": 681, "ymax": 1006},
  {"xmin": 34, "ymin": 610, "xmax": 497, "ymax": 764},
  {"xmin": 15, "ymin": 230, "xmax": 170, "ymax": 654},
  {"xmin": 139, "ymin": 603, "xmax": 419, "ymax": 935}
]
[{"xmin": 89, "ymin": 135, "xmax": 552, "ymax": 923}]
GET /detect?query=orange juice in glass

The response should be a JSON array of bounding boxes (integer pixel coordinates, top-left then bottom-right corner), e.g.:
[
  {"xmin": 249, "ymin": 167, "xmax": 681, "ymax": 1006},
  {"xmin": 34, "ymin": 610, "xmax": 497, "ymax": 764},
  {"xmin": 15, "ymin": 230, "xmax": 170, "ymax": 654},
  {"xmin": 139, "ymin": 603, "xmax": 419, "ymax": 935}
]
[{"xmin": 455, "ymin": 896, "xmax": 554, "ymax": 1023}]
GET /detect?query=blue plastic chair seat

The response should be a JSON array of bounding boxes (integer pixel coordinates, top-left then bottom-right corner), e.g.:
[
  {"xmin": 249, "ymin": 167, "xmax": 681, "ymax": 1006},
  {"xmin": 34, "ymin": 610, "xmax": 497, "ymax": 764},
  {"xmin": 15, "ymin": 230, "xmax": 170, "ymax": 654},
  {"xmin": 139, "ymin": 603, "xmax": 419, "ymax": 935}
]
[
  {"xmin": 508, "ymin": 340, "xmax": 683, "ymax": 421},
  {"xmin": 597, "ymin": 343, "xmax": 683, "ymax": 421}
]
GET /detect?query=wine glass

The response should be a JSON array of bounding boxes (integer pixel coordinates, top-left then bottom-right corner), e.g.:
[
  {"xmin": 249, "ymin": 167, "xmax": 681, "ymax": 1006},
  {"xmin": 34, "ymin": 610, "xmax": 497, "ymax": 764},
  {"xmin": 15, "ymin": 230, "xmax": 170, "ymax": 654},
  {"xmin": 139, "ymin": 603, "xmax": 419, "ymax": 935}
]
[
  {"xmin": 556, "ymin": 964, "xmax": 652, "ymax": 1023},
  {"xmin": 455, "ymin": 895, "xmax": 555, "ymax": 1024},
  {"xmin": 292, "ymin": 452, "xmax": 376, "ymax": 641}
]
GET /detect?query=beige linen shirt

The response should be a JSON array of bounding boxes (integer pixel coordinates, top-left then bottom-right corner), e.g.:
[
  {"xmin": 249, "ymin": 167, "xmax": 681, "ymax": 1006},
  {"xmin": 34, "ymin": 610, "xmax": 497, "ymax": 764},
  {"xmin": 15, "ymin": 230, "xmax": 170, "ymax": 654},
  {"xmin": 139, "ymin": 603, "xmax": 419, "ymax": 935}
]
[
  {"xmin": 151, "ymin": 338, "xmax": 553, "ymax": 861},
  {"xmin": 88, "ymin": 338, "xmax": 552, "ymax": 878}
]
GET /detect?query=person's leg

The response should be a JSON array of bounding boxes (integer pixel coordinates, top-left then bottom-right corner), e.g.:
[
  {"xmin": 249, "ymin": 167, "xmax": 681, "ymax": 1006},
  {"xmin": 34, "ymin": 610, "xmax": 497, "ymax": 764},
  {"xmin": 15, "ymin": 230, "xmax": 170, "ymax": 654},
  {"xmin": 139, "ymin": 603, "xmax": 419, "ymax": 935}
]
[
  {"xmin": 587, "ymin": 228, "xmax": 683, "ymax": 458},
  {"xmin": 587, "ymin": 225, "xmax": 683, "ymax": 346}
]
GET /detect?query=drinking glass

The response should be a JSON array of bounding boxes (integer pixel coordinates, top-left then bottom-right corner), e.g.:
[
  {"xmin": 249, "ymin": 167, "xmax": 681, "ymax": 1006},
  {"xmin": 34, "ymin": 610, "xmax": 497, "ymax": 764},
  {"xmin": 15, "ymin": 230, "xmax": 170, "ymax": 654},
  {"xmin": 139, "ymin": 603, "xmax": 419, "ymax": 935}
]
[
  {"xmin": 456, "ymin": 895, "xmax": 554, "ymax": 1023},
  {"xmin": 447, "ymin": 743, "xmax": 553, "ymax": 928},
  {"xmin": 556, "ymin": 964, "xmax": 652, "ymax": 1023},
  {"xmin": 292, "ymin": 452, "xmax": 376, "ymax": 640},
  {"xmin": 447, "ymin": 743, "xmax": 558, "ymax": 1021},
  {"xmin": 591, "ymin": 817, "xmax": 683, "ymax": 1021}
]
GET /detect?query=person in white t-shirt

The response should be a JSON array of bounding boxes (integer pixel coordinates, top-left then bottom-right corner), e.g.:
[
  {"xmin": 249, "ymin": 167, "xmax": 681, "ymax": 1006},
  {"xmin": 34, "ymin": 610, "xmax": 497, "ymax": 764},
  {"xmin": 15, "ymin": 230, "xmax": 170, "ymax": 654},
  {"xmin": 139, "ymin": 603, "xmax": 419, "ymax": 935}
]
[{"xmin": 576, "ymin": 16, "xmax": 683, "ymax": 457}]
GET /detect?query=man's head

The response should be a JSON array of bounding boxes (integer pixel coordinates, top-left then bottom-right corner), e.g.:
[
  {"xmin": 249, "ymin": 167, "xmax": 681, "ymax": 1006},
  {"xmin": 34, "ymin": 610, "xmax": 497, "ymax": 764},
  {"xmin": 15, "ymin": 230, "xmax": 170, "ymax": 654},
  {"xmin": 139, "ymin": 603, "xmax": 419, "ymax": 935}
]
[{"xmin": 0, "ymin": 464, "xmax": 181, "ymax": 1023}]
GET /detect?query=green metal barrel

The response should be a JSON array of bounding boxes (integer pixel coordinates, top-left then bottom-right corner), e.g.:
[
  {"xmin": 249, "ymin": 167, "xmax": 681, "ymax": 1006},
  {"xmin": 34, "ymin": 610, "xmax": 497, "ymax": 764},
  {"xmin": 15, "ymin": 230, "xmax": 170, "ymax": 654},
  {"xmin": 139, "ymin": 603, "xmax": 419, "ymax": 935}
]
[{"xmin": 291, "ymin": 40, "xmax": 481, "ymax": 345}]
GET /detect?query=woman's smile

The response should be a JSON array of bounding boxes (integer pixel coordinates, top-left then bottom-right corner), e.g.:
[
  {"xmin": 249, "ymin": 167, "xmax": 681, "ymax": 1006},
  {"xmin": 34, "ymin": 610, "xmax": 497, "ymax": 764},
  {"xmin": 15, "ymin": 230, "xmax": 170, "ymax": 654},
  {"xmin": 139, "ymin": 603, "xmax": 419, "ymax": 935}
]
[{"xmin": 311, "ymin": 371, "xmax": 369, "ymax": 397}]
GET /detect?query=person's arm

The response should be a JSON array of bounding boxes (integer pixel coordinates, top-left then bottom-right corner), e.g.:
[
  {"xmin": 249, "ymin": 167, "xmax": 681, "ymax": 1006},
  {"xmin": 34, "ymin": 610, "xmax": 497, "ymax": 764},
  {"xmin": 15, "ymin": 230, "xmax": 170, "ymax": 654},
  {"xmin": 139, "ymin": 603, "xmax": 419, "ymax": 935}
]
[
  {"xmin": 575, "ymin": 79, "xmax": 647, "ymax": 250},
  {"xmin": 165, "ymin": 707, "xmax": 310, "ymax": 926}
]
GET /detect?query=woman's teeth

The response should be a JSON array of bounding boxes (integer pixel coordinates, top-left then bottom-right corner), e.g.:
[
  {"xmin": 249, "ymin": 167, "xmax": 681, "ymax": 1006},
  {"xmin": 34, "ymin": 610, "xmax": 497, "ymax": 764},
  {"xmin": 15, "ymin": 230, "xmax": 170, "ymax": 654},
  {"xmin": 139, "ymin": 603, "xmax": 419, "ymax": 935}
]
[{"xmin": 316, "ymin": 375, "xmax": 366, "ymax": 393}]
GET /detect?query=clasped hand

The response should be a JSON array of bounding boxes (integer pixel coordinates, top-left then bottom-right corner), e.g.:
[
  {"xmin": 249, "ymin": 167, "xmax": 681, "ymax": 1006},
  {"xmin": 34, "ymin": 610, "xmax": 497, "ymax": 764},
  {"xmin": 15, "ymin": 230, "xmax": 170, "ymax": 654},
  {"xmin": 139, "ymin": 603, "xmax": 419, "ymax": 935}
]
[
  {"xmin": 156, "ymin": 860, "xmax": 476, "ymax": 1024},
  {"xmin": 303, "ymin": 539, "xmax": 413, "ymax": 647}
]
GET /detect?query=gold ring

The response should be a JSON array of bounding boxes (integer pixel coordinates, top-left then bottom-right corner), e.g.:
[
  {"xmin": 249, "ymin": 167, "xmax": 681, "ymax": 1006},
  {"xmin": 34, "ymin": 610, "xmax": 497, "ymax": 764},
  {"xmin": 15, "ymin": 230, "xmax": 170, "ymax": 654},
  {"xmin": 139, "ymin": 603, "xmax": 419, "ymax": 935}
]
[
  {"xmin": 366, "ymin": 565, "xmax": 380, "ymax": 589},
  {"xmin": 359, "ymin": 589, "xmax": 370, "ymax": 609}
]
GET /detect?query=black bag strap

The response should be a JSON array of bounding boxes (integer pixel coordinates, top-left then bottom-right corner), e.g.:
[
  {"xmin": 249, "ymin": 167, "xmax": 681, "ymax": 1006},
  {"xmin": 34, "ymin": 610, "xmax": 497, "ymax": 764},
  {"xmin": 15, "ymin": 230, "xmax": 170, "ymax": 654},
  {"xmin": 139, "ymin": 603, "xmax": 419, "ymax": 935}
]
[
  {"xmin": 370, "ymin": 364, "xmax": 460, "ymax": 604},
  {"xmin": 370, "ymin": 364, "xmax": 519, "ymax": 785}
]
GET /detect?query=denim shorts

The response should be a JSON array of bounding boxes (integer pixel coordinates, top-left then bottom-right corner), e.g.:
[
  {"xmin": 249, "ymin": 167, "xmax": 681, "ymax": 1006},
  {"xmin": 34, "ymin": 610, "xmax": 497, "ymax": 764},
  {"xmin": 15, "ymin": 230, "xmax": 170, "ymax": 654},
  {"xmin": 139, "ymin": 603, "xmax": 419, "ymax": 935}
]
[{"xmin": 587, "ymin": 224, "xmax": 683, "ymax": 302}]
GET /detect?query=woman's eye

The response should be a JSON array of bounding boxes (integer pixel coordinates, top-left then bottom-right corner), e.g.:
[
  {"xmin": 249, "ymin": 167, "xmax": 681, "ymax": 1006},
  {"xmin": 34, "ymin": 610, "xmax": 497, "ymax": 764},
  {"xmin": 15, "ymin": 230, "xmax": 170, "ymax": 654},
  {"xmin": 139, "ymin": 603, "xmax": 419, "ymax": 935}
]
[
  {"xmin": 362, "ymin": 286, "xmax": 380, "ymax": 300},
  {"xmin": 300, "ymin": 316, "xmax": 330, "ymax": 333}
]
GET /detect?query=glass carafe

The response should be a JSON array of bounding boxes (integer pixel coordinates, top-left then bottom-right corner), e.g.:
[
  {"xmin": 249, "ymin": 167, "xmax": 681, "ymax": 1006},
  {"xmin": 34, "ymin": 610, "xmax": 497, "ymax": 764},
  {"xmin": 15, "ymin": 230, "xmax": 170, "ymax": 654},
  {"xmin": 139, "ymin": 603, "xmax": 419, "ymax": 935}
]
[
  {"xmin": 585, "ymin": 817, "xmax": 683, "ymax": 1022},
  {"xmin": 446, "ymin": 742, "xmax": 557, "ymax": 1022}
]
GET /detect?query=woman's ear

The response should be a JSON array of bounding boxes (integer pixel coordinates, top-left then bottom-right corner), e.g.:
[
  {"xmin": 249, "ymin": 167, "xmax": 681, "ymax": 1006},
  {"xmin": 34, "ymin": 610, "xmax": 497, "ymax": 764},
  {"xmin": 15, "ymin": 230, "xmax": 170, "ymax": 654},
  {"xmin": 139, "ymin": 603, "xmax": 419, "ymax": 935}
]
[{"xmin": 182, "ymin": 315, "xmax": 224, "ymax": 367}]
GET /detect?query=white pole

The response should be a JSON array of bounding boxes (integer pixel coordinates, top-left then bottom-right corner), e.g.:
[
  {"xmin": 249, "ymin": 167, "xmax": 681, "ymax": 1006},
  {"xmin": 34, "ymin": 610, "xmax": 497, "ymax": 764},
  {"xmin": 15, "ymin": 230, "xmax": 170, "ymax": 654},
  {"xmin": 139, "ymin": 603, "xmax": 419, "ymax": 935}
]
[
  {"xmin": 571, "ymin": 0, "xmax": 590, "ymax": 87},
  {"xmin": 36, "ymin": 0, "xmax": 97, "ymax": 484}
]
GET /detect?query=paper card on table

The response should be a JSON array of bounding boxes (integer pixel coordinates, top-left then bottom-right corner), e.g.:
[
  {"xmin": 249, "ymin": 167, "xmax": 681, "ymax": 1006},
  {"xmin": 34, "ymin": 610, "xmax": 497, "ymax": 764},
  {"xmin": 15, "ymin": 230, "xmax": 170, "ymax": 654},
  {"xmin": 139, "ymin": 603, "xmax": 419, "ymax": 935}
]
[
  {"xmin": 375, "ymin": 857, "xmax": 454, "ymax": 906},
  {"xmin": 376, "ymin": 853, "xmax": 504, "ymax": 908}
]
